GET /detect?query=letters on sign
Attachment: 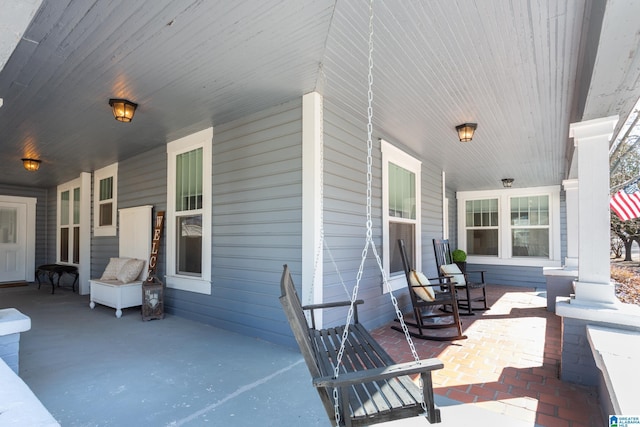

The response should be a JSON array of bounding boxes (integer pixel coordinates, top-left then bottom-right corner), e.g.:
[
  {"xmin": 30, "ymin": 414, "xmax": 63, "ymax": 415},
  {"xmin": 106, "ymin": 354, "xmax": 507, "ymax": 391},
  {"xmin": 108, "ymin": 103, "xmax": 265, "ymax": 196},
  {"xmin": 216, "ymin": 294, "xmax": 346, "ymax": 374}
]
[{"xmin": 147, "ymin": 211, "xmax": 165, "ymax": 279}]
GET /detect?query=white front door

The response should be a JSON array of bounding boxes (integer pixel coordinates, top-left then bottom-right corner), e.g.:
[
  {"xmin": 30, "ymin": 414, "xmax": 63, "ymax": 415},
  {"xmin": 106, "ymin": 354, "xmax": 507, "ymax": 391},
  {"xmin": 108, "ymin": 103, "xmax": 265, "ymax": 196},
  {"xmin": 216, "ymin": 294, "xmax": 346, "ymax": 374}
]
[{"xmin": 0, "ymin": 201, "xmax": 27, "ymax": 282}]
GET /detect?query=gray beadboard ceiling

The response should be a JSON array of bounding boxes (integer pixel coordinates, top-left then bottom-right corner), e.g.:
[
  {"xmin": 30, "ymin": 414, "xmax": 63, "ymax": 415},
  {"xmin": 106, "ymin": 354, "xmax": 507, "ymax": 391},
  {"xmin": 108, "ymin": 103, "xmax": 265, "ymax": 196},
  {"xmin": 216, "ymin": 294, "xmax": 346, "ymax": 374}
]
[{"xmin": 1, "ymin": 0, "xmax": 640, "ymax": 191}]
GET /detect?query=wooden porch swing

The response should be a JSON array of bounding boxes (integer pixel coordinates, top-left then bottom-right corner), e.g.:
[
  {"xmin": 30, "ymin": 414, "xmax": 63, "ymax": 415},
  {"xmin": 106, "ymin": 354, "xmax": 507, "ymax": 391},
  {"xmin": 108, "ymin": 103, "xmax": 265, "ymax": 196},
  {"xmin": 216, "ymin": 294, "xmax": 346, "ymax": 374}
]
[{"xmin": 279, "ymin": 1, "xmax": 444, "ymax": 425}]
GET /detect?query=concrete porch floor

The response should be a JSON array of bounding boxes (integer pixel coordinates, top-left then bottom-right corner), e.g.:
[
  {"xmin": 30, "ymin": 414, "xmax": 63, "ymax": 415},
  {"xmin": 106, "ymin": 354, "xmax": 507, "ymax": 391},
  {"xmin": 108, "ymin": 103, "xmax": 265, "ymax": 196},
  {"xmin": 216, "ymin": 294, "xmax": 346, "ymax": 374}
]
[{"xmin": 1, "ymin": 282, "xmax": 602, "ymax": 426}]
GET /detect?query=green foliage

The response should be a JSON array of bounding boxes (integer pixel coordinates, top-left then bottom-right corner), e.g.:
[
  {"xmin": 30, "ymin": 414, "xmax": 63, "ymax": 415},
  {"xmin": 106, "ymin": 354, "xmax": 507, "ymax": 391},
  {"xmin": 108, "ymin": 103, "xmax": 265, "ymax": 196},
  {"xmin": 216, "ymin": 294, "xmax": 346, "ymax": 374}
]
[{"xmin": 452, "ymin": 249, "xmax": 467, "ymax": 262}]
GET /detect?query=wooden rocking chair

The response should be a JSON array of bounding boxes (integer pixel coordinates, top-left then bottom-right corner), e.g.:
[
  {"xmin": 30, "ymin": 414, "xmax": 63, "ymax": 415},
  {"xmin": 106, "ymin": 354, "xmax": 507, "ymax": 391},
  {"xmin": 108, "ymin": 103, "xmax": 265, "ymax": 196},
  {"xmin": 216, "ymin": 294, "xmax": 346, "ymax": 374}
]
[
  {"xmin": 280, "ymin": 264, "xmax": 443, "ymax": 426},
  {"xmin": 391, "ymin": 240, "xmax": 466, "ymax": 341},
  {"xmin": 432, "ymin": 238, "xmax": 488, "ymax": 315}
]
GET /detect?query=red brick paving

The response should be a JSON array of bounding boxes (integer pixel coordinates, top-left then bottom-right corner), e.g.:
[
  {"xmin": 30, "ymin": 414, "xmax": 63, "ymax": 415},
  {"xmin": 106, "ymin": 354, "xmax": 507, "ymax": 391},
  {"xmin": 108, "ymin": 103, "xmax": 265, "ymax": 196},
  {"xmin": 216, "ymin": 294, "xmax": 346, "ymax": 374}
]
[{"xmin": 371, "ymin": 285, "xmax": 603, "ymax": 427}]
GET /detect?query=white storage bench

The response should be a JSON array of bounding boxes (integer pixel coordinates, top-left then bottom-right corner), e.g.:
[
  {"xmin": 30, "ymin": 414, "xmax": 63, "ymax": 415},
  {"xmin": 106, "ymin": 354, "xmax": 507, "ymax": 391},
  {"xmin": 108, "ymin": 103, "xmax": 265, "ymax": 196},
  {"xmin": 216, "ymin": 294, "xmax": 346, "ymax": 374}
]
[
  {"xmin": 89, "ymin": 279, "xmax": 143, "ymax": 318},
  {"xmin": 89, "ymin": 206, "xmax": 151, "ymax": 318}
]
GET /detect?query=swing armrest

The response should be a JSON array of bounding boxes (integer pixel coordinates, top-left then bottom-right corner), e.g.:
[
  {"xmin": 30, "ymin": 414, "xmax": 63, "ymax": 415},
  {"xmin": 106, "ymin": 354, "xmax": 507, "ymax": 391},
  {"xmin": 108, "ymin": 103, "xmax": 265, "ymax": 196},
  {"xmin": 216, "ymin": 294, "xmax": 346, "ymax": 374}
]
[
  {"xmin": 302, "ymin": 300, "xmax": 364, "ymax": 329},
  {"xmin": 302, "ymin": 299, "xmax": 364, "ymax": 311},
  {"xmin": 312, "ymin": 358, "xmax": 444, "ymax": 388}
]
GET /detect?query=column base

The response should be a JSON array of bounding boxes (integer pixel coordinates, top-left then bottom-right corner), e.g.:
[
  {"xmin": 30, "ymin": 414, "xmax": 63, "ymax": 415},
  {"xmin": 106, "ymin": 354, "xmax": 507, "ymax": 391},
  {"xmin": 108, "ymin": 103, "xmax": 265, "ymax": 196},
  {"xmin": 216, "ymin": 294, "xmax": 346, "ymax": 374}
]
[{"xmin": 572, "ymin": 281, "xmax": 617, "ymax": 306}]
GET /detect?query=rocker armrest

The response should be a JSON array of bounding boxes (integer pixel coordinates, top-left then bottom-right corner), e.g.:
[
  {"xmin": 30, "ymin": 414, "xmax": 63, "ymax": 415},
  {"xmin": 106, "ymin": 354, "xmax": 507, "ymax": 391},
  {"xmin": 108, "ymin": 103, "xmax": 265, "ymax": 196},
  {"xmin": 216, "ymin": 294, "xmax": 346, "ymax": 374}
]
[
  {"xmin": 302, "ymin": 300, "xmax": 364, "ymax": 329},
  {"xmin": 465, "ymin": 270, "xmax": 486, "ymax": 281},
  {"xmin": 466, "ymin": 269, "xmax": 486, "ymax": 274},
  {"xmin": 312, "ymin": 358, "xmax": 444, "ymax": 388},
  {"xmin": 434, "ymin": 275, "xmax": 458, "ymax": 286}
]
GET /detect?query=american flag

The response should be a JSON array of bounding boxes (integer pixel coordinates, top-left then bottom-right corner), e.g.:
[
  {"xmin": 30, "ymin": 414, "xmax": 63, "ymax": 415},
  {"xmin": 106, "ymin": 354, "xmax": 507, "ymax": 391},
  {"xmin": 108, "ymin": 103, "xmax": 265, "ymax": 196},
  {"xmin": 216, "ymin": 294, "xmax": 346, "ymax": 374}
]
[{"xmin": 610, "ymin": 181, "xmax": 640, "ymax": 221}]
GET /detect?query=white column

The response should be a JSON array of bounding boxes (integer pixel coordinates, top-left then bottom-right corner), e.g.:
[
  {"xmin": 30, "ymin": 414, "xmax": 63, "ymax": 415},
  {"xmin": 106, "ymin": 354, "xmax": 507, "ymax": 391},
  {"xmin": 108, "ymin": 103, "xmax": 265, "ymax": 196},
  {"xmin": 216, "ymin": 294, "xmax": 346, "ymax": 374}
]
[
  {"xmin": 562, "ymin": 179, "xmax": 579, "ymax": 267},
  {"xmin": 79, "ymin": 172, "xmax": 91, "ymax": 295},
  {"xmin": 569, "ymin": 116, "xmax": 618, "ymax": 304},
  {"xmin": 302, "ymin": 92, "xmax": 323, "ymax": 321}
]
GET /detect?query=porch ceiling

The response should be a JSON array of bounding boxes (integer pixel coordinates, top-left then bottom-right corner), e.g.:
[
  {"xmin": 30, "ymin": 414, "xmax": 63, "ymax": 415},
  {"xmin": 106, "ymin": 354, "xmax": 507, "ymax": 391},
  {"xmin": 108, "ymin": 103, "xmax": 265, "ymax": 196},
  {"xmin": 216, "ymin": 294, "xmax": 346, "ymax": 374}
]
[{"xmin": 0, "ymin": 0, "xmax": 639, "ymax": 191}]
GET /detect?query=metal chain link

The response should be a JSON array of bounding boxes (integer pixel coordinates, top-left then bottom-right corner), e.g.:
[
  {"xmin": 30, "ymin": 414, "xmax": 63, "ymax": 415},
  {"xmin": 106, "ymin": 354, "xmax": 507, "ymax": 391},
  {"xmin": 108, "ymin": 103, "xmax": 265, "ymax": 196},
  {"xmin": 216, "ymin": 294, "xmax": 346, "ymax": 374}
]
[{"xmin": 332, "ymin": 0, "xmax": 427, "ymax": 421}]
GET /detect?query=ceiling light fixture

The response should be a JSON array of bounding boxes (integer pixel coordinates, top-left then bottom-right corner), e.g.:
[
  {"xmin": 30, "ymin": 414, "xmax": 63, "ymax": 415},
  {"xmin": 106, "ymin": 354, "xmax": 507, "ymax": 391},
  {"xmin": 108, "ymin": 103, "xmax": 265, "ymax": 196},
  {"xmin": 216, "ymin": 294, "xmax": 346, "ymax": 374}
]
[
  {"xmin": 22, "ymin": 158, "xmax": 41, "ymax": 172},
  {"xmin": 108, "ymin": 98, "xmax": 138, "ymax": 122},
  {"xmin": 502, "ymin": 178, "xmax": 514, "ymax": 188},
  {"xmin": 455, "ymin": 123, "xmax": 477, "ymax": 142}
]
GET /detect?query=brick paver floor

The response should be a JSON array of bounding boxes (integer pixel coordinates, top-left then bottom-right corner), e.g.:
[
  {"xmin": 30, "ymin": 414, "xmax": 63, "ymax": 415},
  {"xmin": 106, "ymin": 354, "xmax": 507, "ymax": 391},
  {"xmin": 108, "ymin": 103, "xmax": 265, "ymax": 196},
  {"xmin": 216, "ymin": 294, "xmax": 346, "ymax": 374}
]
[{"xmin": 371, "ymin": 285, "xmax": 603, "ymax": 427}]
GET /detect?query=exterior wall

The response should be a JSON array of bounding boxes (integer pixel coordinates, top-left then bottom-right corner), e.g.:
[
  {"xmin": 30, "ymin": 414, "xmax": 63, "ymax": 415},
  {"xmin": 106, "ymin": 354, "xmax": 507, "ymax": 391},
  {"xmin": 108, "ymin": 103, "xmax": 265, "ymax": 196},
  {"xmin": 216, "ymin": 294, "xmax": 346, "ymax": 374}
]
[
  {"xmin": 446, "ymin": 187, "xmax": 457, "ymax": 248},
  {"xmin": 445, "ymin": 189, "xmax": 568, "ymax": 290},
  {"xmin": 0, "ymin": 184, "xmax": 49, "ymax": 269},
  {"xmin": 85, "ymin": 100, "xmax": 302, "ymax": 346},
  {"xmin": 561, "ymin": 317, "xmax": 640, "ymax": 390},
  {"xmin": 323, "ymin": 98, "xmax": 444, "ymax": 329},
  {"xmin": 166, "ymin": 99, "xmax": 303, "ymax": 346},
  {"xmin": 470, "ymin": 263, "xmax": 546, "ymax": 288},
  {"xmin": 561, "ymin": 317, "xmax": 599, "ymax": 386},
  {"xmin": 560, "ymin": 189, "xmax": 567, "ymax": 263},
  {"xmin": 91, "ymin": 147, "xmax": 167, "ymax": 280},
  {"xmin": 322, "ymin": 99, "xmax": 380, "ymax": 327},
  {"xmin": 421, "ymin": 165, "xmax": 445, "ymax": 279}
]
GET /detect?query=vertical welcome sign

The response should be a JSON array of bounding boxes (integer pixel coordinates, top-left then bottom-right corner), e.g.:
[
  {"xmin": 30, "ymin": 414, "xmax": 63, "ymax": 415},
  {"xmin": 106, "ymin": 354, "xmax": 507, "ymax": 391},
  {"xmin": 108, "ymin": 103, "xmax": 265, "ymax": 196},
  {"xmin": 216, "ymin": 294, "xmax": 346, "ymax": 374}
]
[
  {"xmin": 142, "ymin": 210, "xmax": 165, "ymax": 321},
  {"xmin": 147, "ymin": 210, "xmax": 165, "ymax": 280}
]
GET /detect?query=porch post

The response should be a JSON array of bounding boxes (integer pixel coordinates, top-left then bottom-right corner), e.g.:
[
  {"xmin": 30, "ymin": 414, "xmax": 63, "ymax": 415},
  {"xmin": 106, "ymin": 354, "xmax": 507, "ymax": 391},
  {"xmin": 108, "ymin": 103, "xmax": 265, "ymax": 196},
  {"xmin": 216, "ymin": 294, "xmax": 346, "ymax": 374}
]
[
  {"xmin": 569, "ymin": 116, "xmax": 618, "ymax": 305},
  {"xmin": 302, "ymin": 92, "xmax": 323, "ymax": 322},
  {"xmin": 557, "ymin": 116, "xmax": 640, "ymax": 388},
  {"xmin": 562, "ymin": 179, "xmax": 579, "ymax": 267}
]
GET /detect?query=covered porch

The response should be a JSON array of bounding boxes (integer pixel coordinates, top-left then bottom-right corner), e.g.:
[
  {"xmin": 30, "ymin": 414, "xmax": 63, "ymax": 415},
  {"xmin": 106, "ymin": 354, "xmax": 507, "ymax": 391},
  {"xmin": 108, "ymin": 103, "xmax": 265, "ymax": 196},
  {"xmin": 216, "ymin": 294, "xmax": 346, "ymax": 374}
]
[
  {"xmin": 1, "ymin": 1, "xmax": 640, "ymax": 424},
  {"xmin": 2, "ymin": 281, "xmax": 601, "ymax": 426}
]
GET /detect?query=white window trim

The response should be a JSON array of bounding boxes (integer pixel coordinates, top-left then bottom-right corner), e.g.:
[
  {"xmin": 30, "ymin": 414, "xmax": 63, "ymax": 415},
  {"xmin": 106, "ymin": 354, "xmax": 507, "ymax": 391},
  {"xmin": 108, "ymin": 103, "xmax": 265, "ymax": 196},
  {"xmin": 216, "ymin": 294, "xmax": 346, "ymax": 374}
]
[
  {"xmin": 457, "ymin": 185, "xmax": 561, "ymax": 267},
  {"xmin": 166, "ymin": 127, "xmax": 213, "ymax": 295},
  {"xmin": 57, "ymin": 177, "xmax": 81, "ymax": 266},
  {"xmin": 93, "ymin": 163, "xmax": 118, "ymax": 237},
  {"xmin": 56, "ymin": 173, "xmax": 91, "ymax": 295},
  {"xmin": 381, "ymin": 139, "xmax": 422, "ymax": 292}
]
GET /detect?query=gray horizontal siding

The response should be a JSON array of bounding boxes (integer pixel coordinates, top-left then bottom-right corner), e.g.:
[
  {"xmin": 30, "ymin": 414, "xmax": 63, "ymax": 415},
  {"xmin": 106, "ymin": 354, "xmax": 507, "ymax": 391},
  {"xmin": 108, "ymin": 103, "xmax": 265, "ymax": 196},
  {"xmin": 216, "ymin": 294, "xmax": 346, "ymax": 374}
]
[
  {"xmin": 323, "ymin": 98, "xmax": 384, "ymax": 328},
  {"xmin": 323, "ymin": 98, "xmax": 447, "ymax": 331},
  {"xmin": 90, "ymin": 146, "xmax": 167, "ymax": 281},
  {"xmin": 166, "ymin": 99, "xmax": 303, "ymax": 347},
  {"xmin": 471, "ymin": 263, "xmax": 546, "ymax": 288}
]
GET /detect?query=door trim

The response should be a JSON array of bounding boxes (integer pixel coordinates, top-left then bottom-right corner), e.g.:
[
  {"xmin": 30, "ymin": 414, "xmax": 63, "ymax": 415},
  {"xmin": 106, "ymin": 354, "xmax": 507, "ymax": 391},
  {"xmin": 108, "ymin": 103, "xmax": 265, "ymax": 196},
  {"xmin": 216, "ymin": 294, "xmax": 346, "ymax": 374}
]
[{"xmin": 0, "ymin": 195, "xmax": 36, "ymax": 282}]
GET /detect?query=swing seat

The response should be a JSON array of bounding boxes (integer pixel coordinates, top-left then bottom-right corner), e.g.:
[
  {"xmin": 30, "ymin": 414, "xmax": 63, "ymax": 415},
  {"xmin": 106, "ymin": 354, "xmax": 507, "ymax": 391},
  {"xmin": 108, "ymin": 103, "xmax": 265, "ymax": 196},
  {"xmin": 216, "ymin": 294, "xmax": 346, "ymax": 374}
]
[{"xmin": 280, "ymin": 265, "xmax": 443, "ymax": 426}]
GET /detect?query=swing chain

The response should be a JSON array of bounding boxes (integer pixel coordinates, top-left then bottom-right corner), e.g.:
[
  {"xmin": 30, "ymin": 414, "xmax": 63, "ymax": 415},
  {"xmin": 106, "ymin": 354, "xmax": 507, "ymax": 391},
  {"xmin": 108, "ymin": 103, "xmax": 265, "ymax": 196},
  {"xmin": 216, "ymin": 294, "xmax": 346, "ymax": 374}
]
[{"xmin": 332, "ymin": 0, "xmax": 427, "ymax": 420}]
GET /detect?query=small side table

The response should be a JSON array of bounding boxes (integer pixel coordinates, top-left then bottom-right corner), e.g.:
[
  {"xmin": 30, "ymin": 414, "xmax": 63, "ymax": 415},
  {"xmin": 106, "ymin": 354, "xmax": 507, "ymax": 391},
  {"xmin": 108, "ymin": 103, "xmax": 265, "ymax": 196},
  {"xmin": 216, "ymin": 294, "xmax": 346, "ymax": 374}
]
[{"xmin": 35, "ymin": 264, "xmax": 79, "ymax": 294}]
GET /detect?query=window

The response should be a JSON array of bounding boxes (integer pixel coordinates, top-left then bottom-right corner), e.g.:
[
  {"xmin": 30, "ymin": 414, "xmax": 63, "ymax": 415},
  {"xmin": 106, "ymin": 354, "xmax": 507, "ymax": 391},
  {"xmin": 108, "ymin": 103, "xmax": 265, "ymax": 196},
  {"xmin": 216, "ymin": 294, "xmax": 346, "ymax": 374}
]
[
  {"xmin": 457, "ymin": 186, "xmax": 560, "ymax": 267},
  {"xmin": 175, "ymin": 148, "xmax": 203, "ymax": 276},
  {"xmin": 166, "ymin": 127, "xmax": 212, "ymax": 294},
  {"xmin": 510, "ymin": 195, "xmax": 549, "ymax": 257},
  {"xmin": 58, "ymin": 179, "xmax": 81, "ymax": 265},
  {"xmin": 465, "ymin": 198, "xmax": 498, "ymax": 256},
  {"xmin": 382, "ymin": 140, "xmax": 421, "ymax": 291},
  {"xmin": 93, "ymin": 163, "xmax": 118, "ymax": 236}
]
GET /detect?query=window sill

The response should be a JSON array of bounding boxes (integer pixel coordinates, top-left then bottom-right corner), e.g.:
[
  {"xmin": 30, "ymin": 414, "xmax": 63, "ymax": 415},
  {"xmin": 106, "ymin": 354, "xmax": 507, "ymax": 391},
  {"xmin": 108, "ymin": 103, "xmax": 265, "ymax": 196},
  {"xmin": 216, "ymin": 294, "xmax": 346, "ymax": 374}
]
[
  {"xmin": 166, "ymin": 275, "xmax": 211, "ymax": 295},
  {"xmin": 93, "ymin": 226, "xmax": 116, "ymax": 237},
  {"xmin": 467, "ymin": 256, "xmax": 561, "ymax": 268}
]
